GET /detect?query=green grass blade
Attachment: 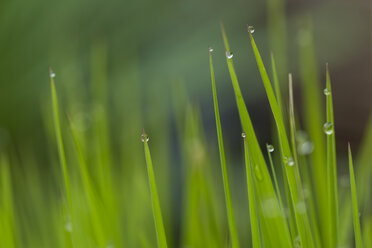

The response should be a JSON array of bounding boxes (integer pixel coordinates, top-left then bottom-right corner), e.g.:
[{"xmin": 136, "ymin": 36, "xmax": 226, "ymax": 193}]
[
  {"xmin": 363, "ymin": 215, "xmax": 372, "ymax": 247},
  {"xmin": 243, "ymin": 135, "xmax": 262, "ymax": 248},
  {"xmin": 288, "ymin": 74, "xmax": 299, "ymax": 169},
  {"xmin": 265, "ymin": 144, "xmax": 284, "ymax": 216},
  {"xmin": 180, "ymin": 105, "xmax": 222, "ymax": 248},
  {"xmin": 247, "ymin": 26, "xmax": 313, "ymax": 247},
  {"xmin": 67, "ymin": 115, "xmax": 106, "ymax": 247},
  {"xmin": 142, "ymin": 129, "xmax": 168, "ymax": 248},
  {"xmin": 340, "ymin": 111, "xmax": 372, "ymax": 244},
  {"xmin": 297, "ymin": 21, "xmax": 328, "ymax": 247},
  {"xmin": 348, "ymin": 144, "xmax": 363, "ymax": 248},
  {"xmin": 220, "ymin": 23, "xmax": 292, "ymax": 248},
  {"xmin": 325, "ymin": 64, "xmax": 339, "ymax": 247},
  {"xmin": 270, "ymin": 53, "xmax": 284, "ymax": 117},
  {"xmin": 209, "ymin": 47, "xmax": 240, "ymax": 248},
  {"xmin": 49, "ymin": 67, "xmax": 75, "ymax": 247},
  {"xmin": 0, "ymin": 155, "xmax": 16, "ymax": 248},
  {"xmin": 289, "ymin": 74, "xmax": 322, "ymax": 247},
  {"xmin": 49, "ymin": 67, "xmax": 72, "ymax": 213}
]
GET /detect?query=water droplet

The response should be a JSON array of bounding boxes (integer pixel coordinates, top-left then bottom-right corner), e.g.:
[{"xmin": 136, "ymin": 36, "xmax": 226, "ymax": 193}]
[
  {"xmin": 284, "ymin": 156, "xmax": 294, "ymax": 166},
  {"xmin": 267, "ymin": 144, "xmax": 274, "ymax": 153},
  {"xmin": 241, "ymin": 132, "xmax": 246, "ymax": 138},
  {"xmin": 248, "ymin": 25, "xmax": 255, "ymax": 34},
  {"xmin": 208, "ymin": 46, "xmax": 213, "ymax": 53},
  {"xmin": 141, "ymin": 134, "xmax": 149, "ymax": 143},
  {"xmin": 254, "ymin": 165, "xmax": 263, "ymax": 181},
  {"xmin": 323, "ymin": 122, "xmax": 334, "ymax": 135},
  {"xmin": 288, "ymin": 159, "xmax": 294, "ymax": 166},
  {"xmin": 323, "ymin": 88, "xmax": 330, "ymax": 96},
  {"xmin": 49, "ymin": 67, "xmax": 56, "ymax": 78},
  {"xmin": 226, "ymin": 51, "xmax": 233, "ymax": 59}
]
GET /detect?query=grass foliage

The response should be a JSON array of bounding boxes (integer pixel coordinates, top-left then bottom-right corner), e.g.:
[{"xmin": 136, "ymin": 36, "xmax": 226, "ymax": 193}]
[{"xmin": 0, "ymin": 20, "xmax": 371, "ymax": 248}]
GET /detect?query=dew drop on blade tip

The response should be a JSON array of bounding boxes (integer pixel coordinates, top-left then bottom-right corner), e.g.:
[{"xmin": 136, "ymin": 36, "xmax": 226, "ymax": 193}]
[
  {"xmin": 226, "ymin": 51, "xmax": 233, "ymax": 59},
  {"xmin": 267, "ymin": 144, "xmax": 274, "ymax": 152},
  {"xmin": 141, "ymin": 134, "xmax": 149, "ymax": 142},
  {"xmin": 241, "ymin": 132, "xmax": 246, "ymax": 138},
  {"xmin": 208, "ymin": 46, "xmax": 213, "ymax": 53},
  {"xmin": 248, "ymin": 25, "xmax": 255, "ymax": 34}
]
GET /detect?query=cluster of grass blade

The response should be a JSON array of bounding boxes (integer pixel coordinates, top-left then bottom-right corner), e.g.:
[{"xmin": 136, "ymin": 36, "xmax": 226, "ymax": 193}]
[
  {"xmin": 1, "ymin": 21, "xmax": 372, "ymax": 248},
  {"xmin": 204, "ymin": 23, "xmax": 371, "ymax": 248}
]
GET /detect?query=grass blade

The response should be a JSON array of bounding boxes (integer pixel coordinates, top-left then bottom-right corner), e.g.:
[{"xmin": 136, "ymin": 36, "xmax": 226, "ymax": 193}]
[
  {"xmin": 49, "ymin": 67, "xmax": 72, "ymax": 214},
  {"xmin": 325, "ymin": 64, "xmax": 339, "ymax": 247},
  {"xmin": 220, "ymin": 22, "xmax": 292, "ymax": 248},
  {"xmin": 0, "ymin": 155, "xmax": 16, "ymax": 248},
  {"xmin": 340, "ymin": 111, "xmax": 372, "ymax": 244},
  {"xmin": 247, "ymin": 26, "xmax": 313, "ymax": 247},
  {"xmin": 297, "ymin": 21, "xmax": 328, "ymax": 246},
  {"xmin": 209, "ymin": 47, "xmax": 240, "ymax": 248},
  {"xmin": 288, "ymin": 74, "xmax": 299, "ymax": 170},
  {"xmin": 270, "ymin": 53, "xmax": 284, "ymax": 117},
  {"xmin": 67, "ymin": 115, "xmax": 106, "ymax": 247},
  {"xmin": 348, "ymin": 144, "xmax": 363, "ymax": 248},
  {"xmin": 142, "ymin": 129, "xmax": 168, "ymax": 248},
  {"xmin": 49, "ymin": 67, "xmax": 75, "ymax": 247},
  {"xmin": 289, "ymin": 74, "xmax": 322, "ymax": 247},
  {"xmin": 265, "ymin": 144, "xmax": 284, "ymax": 216},
  {"xmin": 243, "ymin": 134, "xmax": 262, "ymax": 248}
]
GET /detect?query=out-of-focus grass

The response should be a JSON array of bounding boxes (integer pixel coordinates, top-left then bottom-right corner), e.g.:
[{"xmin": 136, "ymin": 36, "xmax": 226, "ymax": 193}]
[{"xmin": 0, "ymin": 9, "xmax": 371, "ymax": 248}]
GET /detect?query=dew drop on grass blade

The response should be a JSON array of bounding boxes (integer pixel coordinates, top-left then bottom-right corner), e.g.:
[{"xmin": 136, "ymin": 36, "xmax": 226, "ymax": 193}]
[
  {"xmin": 246, "ymin": 25, "xmax": 314, "ymax": 247},
  {"xmin": 325, "ymin": 64, "xmax": 339, "ymax": 247},
  {"xmin": 265, "ymin": 144, "xmax": 285, "ymax": 216},
  {"xmin": 271, "ymin": 53, "xmax": 297, "ymax": 240},
  {"xmin": 209, "ymin": 46, "xmax": 240, "ymax": 248},
  {"xmin": 220, "ymin": 22, "xmax": 292, "ymax": 248},
  {"xmin": 141, "ymin": 129, "xmax": 168, "ymax": 248},
  {"xmin": 49, "ymin": 67, "xmax": 75, "ymax": 247},
  {"xmin": 50, "ymin": 67, "xmax": 72, "ymax": 209}
]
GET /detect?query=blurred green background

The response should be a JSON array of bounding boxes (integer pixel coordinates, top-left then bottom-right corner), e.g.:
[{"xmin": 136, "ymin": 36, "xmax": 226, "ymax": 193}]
[
  {"xmin": 0, "ymin": 0, "xmax": 372, "ymax": 247},
  {"xmin": 0, "ymin": 0, "xmax": 371, "ymax": 155}
]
